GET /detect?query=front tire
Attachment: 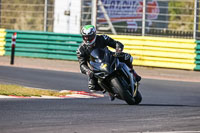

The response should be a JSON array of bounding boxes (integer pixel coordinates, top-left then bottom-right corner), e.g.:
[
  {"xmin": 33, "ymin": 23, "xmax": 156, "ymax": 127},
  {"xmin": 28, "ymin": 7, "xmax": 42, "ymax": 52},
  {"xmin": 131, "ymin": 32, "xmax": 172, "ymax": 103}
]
[
  {"xmin": 134, "ymin": 91, "xmax": 142, "ymax": 105},
  {"xmin": 110, "ymin": 77, "xmax": 136, "ymax": 105}
]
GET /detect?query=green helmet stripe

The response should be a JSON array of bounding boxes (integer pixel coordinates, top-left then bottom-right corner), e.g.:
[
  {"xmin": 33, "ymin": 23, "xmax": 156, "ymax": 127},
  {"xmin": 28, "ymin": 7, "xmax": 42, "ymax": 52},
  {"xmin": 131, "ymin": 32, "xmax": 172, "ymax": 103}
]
[{"xmin": 84, "ymin": 25, "xmax": 94, "ymax": 30}]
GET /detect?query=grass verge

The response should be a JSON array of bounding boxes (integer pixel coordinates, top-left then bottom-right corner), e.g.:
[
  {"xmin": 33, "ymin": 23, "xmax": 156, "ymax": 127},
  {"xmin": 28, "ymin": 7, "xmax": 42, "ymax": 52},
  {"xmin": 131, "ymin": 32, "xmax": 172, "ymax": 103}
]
[{"xmin": 0, "ymin": 84, "xmax": 71, "ymax": 97}]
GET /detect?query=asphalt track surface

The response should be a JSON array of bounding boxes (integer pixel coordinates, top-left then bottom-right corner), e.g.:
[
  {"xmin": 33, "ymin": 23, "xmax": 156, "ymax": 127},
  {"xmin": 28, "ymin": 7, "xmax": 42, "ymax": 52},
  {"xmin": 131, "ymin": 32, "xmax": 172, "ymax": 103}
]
[{"xmin": 0, "ymin": 66, "xmax": 200, "ymax": 133}]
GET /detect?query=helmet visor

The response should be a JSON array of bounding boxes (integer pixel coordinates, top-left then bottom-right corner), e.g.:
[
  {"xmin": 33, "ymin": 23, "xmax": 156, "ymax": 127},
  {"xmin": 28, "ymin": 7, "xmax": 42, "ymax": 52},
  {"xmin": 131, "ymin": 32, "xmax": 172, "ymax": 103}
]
[{"xmin": 82, "ymin": 34, "xmax": 96, "ymax": 43}]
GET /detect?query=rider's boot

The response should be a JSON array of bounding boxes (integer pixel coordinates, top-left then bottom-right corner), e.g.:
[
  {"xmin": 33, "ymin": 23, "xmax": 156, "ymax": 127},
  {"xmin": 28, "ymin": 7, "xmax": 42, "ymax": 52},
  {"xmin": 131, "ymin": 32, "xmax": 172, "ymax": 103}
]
[
  {"xmin": 130, "ymin": 69, "xmax": 141, "ymax": 82},
  {"xmin": 89, "ymin": 78, "xmax": 104, "ymax": 92},
  {"xmin": 89, "ymin": 87, "xmax": 104, "ymax": 93},
  {"xmin": 109, "ymin": 93, "xmax": 115, "ymax": 101},
  {"xmin": 127, "ymin": 64, "xmax": 141, "ymax": 82}
]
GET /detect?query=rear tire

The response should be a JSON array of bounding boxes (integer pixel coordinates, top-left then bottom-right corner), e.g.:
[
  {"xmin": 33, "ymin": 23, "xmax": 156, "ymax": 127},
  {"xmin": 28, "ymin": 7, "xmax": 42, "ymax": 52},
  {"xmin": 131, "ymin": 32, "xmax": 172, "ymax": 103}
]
[{"xmin": 110, "ymin": 77, "xmax": 136, "ymax": 105}]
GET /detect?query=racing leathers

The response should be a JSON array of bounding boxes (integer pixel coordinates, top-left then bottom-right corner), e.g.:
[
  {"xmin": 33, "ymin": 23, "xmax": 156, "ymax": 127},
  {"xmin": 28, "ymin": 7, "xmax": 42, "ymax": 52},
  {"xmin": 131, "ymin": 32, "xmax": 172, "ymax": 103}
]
[{"xmin": 76, "ymin": 35, "xmax": 140, "ymax": 91}]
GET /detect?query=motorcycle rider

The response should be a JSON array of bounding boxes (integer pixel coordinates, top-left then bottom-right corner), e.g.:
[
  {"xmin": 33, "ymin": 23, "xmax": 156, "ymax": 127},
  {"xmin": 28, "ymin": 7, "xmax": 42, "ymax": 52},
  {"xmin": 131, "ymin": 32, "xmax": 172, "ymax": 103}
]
[{"xmin": 76, "ymin": 25, "xmax": 141, "ymax": 94}]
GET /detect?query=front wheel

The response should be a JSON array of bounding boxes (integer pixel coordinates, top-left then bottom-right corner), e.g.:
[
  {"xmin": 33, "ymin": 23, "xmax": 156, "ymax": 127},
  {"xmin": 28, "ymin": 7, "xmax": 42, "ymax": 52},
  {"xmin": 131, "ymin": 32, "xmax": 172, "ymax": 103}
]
[
  {"xmin": 134, "ymin": 91, "xmax": 142, "ymax": 105},
  {"xmin": 110, "ymin": 77, "xmax": 137, "ymax": 105}
]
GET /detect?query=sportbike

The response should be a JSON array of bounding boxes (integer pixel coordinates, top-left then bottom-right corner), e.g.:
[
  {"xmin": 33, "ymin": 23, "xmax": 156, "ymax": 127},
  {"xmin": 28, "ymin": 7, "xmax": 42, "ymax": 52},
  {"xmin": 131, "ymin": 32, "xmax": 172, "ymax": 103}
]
[{"xmin": 89, "ymin": 47, "xmax": 142, "ymax": 105}]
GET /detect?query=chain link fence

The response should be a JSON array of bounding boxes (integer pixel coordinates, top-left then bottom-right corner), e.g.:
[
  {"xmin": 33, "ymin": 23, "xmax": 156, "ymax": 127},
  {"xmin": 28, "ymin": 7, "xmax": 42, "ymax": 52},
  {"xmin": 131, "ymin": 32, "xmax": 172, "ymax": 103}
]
[
  {"xmin": 0, "ymin": 0, "xmax": 199, "ymax": 39},
  {"xmin": 81, "ymin": 0, "xmax": 200, "ymax": 39},
  {"xmin": 0, "ymin": 0, "xmax": 54, "ymax": 32}
]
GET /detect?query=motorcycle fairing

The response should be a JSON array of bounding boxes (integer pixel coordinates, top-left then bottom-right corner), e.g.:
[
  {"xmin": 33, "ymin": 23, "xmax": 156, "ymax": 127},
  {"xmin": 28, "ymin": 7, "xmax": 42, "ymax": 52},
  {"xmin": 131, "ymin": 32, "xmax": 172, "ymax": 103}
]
[{"xmin": 89, "ymin": 47, "xmax": 135, "ymax": 95}]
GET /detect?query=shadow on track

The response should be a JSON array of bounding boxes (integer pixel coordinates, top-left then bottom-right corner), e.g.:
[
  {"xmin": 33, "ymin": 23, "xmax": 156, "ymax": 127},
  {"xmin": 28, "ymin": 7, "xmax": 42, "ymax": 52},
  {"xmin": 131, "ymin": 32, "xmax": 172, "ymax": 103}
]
[
  {"xmin": 138, "ymin": 104, "xmax": 200, "ymax": 108},
  {"xmin": 94, "ymin": 102, "xmax": 200, "ymax": 107}
]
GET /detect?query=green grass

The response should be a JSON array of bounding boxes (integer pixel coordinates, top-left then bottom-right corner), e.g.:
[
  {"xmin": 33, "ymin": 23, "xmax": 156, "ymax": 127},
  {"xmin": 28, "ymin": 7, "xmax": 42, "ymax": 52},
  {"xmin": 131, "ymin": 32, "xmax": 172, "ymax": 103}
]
[{"xmin": 0, "ymin": 84, "xmax": 71, "ymax": 97}]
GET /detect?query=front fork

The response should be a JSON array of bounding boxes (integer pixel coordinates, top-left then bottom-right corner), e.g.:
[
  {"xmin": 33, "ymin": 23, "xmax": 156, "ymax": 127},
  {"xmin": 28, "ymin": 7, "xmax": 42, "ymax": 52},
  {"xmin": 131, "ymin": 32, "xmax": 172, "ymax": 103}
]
[{"xmin": 133, "ymin": 82, "xmax": 139, "ymax": 97}]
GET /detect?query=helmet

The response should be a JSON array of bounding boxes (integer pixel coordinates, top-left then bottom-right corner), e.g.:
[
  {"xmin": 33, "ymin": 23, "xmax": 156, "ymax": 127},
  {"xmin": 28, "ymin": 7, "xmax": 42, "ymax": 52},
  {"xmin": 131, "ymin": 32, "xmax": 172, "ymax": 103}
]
[{"xmin": 81, "ymin": 25, "xmax": 96, "ymax": 46}]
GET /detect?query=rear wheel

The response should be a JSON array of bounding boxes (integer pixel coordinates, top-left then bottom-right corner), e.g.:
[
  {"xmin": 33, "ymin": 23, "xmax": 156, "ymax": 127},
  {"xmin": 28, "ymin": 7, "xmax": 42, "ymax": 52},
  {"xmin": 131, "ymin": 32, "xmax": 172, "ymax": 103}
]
[{"xmin": 110, "ymin": 77, "xmax": 136, "ymax": 105}]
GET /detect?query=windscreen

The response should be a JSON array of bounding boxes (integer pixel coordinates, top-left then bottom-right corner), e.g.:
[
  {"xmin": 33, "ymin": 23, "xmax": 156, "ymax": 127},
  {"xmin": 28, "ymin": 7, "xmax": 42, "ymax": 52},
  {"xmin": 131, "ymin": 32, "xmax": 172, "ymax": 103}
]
[
  {"xmin": 90, "ymin": 48, "xmax": 106, "ymax": 63},
  {"xmin": 89, "ymin": 47, "xmax": 116, "ymax": 73},
  {"xmin": 89, "ymin": 48, "xmax": 108, "ymax": 71}
]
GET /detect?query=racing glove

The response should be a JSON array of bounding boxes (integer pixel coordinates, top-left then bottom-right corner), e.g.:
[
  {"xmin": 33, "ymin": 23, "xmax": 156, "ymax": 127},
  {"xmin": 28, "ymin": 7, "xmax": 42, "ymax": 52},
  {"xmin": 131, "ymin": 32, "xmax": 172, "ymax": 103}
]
[{"xmin": 115, "ymin": 43, "xmax": 123, "ymax": 57}]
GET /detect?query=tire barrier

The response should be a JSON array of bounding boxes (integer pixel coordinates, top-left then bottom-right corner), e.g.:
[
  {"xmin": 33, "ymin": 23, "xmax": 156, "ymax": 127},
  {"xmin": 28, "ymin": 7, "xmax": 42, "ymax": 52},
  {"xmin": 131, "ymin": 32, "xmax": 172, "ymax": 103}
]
[
  {"xmin": 0, "ymin": 29, "xmax": 199, "ymax": 71},
  {"xmin": 194, "ymin": 40, "xmax": 200, "ymax": 71},
  {"xmin": 109, "ymin": 35, "xmax": 199, "ymax": 71},
  {"xmin": 3, "ymin": 29, "xmax": 81, "ymax": 60},
  {"xmin": 0, "ymin": 29, "xmax": 6, "ymax": 56}
]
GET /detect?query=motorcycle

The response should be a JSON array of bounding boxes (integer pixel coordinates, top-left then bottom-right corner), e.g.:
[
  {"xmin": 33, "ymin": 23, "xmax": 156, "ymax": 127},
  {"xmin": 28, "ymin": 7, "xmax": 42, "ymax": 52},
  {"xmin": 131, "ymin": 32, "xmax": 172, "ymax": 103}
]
[{"xmin": 89, "ymin": 47, "xmax": 142, "ymax": 105}]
